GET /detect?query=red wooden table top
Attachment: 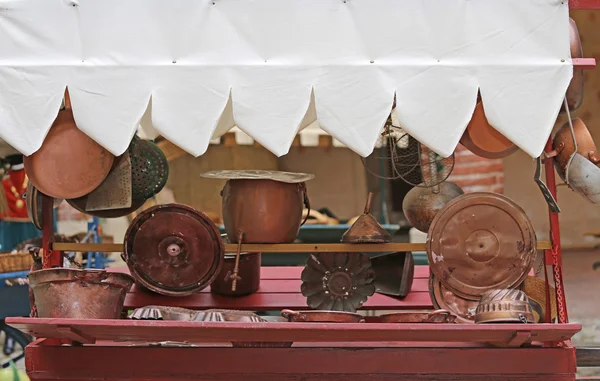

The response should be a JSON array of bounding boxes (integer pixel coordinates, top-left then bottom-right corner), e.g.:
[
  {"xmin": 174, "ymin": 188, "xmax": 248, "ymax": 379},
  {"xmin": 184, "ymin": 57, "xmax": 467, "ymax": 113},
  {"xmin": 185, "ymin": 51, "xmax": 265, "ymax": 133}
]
[{"xmin": 108, "ymin": 266, "xmax": 434, "ymax": 311}]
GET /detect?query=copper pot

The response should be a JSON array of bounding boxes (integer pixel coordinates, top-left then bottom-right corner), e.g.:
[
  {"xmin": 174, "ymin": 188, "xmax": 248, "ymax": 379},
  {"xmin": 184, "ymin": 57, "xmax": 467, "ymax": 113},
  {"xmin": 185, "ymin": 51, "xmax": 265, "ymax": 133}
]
[
  {"xmin": 402, "ymin": 181, "xmax": 464, "ymax": 233},
  {"xmin": 222, "ymin": 179, "xmax": 309, "ymax": 244},
  {"xmin": 460, "ymin": 101, "xmax": 519, "ymax": 159},
  {"xmin": 281, "ymin": 309, "xmax": 364, "ymax": 323},
  {"xmin": 28, "ymin": 268, "xmax": 134, "ymax": 319},
  {"xmin": 211, "ymin": 252, "xmax": 261, "ymax": 296},
  {"xmin": 561, "ymin": 18, "xmax": 584, "ymax": 113},
  {"xmin": 379, "ymin": 310, "xmax": 457, "ymax": 324},
  {"xmin": 553, "ymin": 118, "xmax": 600, "ymax": 177}
]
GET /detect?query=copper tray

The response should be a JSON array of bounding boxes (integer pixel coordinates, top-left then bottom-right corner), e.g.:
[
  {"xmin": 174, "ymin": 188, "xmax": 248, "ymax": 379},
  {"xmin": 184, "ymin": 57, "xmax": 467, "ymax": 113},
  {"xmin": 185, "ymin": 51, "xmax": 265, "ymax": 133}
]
[
  {"xmin": 429, "ymin": 274, "xmax": 478, "ymax": 324},
  {"xmin": 281, "ymin": 309, "xmax": 364, "ymax": 323},
  {"xmin": 427, "ymin": 192, "xmax": 536, "ymax": 300},
  {"xmin": 23, "ymin": 105, "xmax": 114, "ymax": 199},
  {"xmin": 123, "ymin": 204, "xmax": 224, "ymax": 296}
]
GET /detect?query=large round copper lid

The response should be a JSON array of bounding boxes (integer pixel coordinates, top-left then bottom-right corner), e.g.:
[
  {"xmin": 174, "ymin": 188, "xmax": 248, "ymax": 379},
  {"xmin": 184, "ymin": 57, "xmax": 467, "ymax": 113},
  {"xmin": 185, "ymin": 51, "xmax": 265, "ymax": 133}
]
[
  {"xmin": 23, "ymin": 104, "xmax": 115, "ymax": 199},
  {"xmin": 123, "ymin": 203, "xmax": 224, "ymax": 297},
  {"xmin": 427, "ymin": 192, "xmax": 536, "ymax": 300},
  {"xmin": 460, "ymin": 101, "xmax": 518, "ymax": 159},
  {"xmin": 429, "ymin": 274, "xmax": 478, "ymax": 324}
]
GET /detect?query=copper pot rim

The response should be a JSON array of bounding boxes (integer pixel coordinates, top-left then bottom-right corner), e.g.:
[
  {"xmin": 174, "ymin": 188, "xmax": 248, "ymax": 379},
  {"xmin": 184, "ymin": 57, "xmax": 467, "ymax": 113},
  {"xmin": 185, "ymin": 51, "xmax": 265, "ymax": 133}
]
[
  {"xmin": 379, "ymin": 310, "xmax": 457, "ymax": 323},
  {"xmin": 202, "ymin": 170, "xmax": 314, "ymax": 183},
  {"xmin": 29, "ymin": 268, "xmax": 135, "ymax": 288}
]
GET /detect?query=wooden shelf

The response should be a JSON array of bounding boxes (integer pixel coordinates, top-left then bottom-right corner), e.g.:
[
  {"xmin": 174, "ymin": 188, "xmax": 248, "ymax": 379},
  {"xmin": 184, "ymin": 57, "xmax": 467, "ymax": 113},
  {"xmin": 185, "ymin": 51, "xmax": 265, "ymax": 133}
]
[
  {"xmin": 5, "ymin": 318, "xmax": 582, "ymax": 347},
  {"xmin": 53, "ymin": 241, "xmax": 553, "ymax": 253}
]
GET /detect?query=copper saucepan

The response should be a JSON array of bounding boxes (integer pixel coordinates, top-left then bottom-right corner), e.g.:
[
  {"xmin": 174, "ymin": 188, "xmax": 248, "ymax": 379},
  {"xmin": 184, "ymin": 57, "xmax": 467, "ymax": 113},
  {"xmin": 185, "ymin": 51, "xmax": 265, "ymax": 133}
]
[
  {"xmin": 281, "ymin": 309, "xmax": 364, "ymax": 323},
  {"xmin": 379, "ymin": 310, "xmax": 457, "ymax": 324}
]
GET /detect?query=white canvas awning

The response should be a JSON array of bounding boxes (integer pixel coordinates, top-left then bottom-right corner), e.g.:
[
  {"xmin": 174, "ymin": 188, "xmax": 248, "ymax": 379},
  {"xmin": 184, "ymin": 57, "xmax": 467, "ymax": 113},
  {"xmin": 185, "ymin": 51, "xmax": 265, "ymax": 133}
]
[{"xmin": 0, "ymin": 0, "xmax": 572, "ymax": 159}]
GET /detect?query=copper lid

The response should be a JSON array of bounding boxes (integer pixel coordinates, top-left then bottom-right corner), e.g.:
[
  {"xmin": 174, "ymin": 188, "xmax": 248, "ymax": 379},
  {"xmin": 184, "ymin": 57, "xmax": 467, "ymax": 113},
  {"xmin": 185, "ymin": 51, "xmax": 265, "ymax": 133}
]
[
  {"xmin": 460, "ymin": 101, "xmax": 518, "ymax": 159},
  {"xmin": 202, "ymin": 170, "xmax": 314, "ymax": 183},
  {"xmin": 23, "ymin": 96, "xmax": 115, "ymax": 199},
  {"xmin": 301, "ymin": 252, "xmax": 375, "ymax": 312},
  {"xmin": 123, "ymin": 204, "xmax": 224, "ymax": 296},
  {"xmin": 341, "ymin": 192, "xmax": 391, "ymax": 243},
  {"xmin": 427, "ymin": 192, "xmax": 536, "ymax": 300},
  {"xmin": 429, "ymin": 274, "xmax": 478, "ymax": 324}
]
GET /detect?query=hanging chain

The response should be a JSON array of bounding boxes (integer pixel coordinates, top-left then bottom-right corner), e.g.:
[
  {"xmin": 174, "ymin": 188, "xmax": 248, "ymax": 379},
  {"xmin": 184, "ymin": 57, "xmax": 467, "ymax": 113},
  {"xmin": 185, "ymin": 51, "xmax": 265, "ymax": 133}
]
[
  {"xmin": 534, "ymin": 252, "xmax": 546, "ymax": 277},
  {"xmin": 549, "ymin": 233, "xmax": 567, "ymax": 323}
]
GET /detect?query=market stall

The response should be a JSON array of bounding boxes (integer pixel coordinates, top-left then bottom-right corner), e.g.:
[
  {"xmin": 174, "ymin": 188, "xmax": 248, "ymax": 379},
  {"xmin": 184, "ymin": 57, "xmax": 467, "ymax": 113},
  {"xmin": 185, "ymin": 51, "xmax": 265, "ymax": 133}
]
[{"xmin": 1, "ymin": 0, "xmax": 600, "ymax": 379}]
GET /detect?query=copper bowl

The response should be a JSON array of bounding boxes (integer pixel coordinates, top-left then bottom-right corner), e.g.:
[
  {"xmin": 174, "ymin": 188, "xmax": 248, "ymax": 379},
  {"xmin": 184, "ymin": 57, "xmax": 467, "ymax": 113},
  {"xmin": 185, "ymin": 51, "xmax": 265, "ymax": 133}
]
[
  {"xmin": 281, "ymin": 309, "xmax": 364, "ymax": 323},
  {"xmin": 553, "ymin": 118, "xmax": 600, "ymax": 177}
]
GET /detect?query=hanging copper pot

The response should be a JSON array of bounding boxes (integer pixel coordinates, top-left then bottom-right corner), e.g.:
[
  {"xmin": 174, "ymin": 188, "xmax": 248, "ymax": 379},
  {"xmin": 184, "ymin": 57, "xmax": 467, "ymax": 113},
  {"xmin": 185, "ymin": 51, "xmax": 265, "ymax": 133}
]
[
  {"xmin": 561, "ymin": 18, "xmax": 584, "ymax": 113},
  {"xmin": 23, "ymin": 91, "xmax": 115, "ymax": 199},
  {"xmin": 202, "ymin": 170, "xmax": 313, "ymax": 244},
  {"xmin": 372, "ymin": 251, "xmax": 414, "ymax": 298},
  {"xmin": 460, "ymin": 100, "xmax": 519, "ymax": 159},
  {"xmin": 553, "ymin": 118, "xmax": 600, "ymax": 177},
  {"xmin": 123, "ymin": 204, "xmax": 224, "ymax": 296},
  {"xmin": 341, "ymin": 192, "xmax": 391, "ymax": 243},
  {"xmin": 402, "ymin": 181, "xmax": 464, "ymax": 233}
]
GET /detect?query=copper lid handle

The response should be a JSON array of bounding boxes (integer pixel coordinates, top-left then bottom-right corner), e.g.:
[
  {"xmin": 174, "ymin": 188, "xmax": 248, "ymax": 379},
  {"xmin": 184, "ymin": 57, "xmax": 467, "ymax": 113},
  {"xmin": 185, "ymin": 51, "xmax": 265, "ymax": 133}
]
[{"xmin": 364, "ymin": 192, "xmax": 373, "ymax": 214}]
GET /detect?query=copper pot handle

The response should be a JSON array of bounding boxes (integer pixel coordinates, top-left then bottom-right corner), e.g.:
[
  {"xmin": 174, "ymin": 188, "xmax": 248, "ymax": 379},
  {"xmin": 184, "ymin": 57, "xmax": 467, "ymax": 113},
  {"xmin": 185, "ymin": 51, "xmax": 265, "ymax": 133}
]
[
  {"xmin": 281, "ymin": 309, "xmax": 305, "ymax": 321},
  {"xmin": 424, "ymin": 309, "xmax": 451, "ymax": 323},
  {"xmin": 299, "ymin": 183, "xmax": 311, "ymax": 227},
  {"xmin": 230, "ymin": 230, "xmax": 244, "ymax": 292}
]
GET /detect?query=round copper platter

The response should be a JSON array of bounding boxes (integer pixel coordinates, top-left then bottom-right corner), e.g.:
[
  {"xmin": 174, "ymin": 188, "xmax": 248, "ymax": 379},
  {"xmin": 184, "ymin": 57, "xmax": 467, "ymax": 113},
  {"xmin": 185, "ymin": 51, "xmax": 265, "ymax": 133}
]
[
  {"xmin": 123, "ymin": 204, "xmax": 224, "ymax": 297},
  {"xmin": 23, "ymin": 109, "xmax": 115, "ymax": 199},
  {"xmin": 426, "ymin": 192, "xmax": 536, "ymax": 300},
  {"xmin": 429, "ymin": 274, "xmax": 478, "ymax": 324}
]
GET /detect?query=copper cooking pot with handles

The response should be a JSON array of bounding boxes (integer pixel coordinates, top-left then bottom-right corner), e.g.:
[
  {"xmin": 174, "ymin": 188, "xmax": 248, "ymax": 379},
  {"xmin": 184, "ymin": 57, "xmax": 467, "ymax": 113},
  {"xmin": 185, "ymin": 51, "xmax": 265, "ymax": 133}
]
[{"xmin": 202, "ymin": 170, "xmax": 313, "ymax": 244}]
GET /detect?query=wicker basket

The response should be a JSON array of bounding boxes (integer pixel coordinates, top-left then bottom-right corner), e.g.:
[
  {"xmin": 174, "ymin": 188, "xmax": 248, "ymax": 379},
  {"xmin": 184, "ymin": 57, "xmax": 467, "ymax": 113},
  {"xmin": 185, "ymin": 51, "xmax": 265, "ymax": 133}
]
[{"xmin": 0, "ymin": 252, "xmax": 33, "ymax": 273}]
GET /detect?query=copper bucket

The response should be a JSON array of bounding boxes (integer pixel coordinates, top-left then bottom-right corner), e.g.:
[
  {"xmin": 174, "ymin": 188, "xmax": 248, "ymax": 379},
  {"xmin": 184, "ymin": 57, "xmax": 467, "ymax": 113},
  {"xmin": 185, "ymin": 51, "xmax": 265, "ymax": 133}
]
[{"xmin": 28, "ymin": 268, "xmax": 134, "ymax": 319}]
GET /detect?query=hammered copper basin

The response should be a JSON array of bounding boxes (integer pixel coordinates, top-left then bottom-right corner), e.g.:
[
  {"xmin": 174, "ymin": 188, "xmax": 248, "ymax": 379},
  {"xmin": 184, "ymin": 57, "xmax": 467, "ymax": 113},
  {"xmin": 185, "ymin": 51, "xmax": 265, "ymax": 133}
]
[{"xmin": 28, "ymin": 268, "xmax": 134, "ymax": 319}]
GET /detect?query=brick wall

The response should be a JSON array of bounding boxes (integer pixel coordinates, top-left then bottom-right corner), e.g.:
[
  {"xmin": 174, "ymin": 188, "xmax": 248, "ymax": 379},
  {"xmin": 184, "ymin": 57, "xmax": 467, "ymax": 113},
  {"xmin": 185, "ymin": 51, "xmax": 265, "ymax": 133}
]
[{"xmin": 448, "ymin": 145, "xmax": 505, "ymax": 194}]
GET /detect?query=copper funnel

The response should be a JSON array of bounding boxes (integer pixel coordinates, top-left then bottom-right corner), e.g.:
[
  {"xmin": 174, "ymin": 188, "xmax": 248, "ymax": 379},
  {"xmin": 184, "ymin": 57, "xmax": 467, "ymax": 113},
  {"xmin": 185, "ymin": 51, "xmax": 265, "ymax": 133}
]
[
  {"xmin": 341, "ymin": 192, "xmax": 391, "ymax": 243},
  {"xmin": 372, "ymin": 251, "xmax": 414, "ymax": 297}
]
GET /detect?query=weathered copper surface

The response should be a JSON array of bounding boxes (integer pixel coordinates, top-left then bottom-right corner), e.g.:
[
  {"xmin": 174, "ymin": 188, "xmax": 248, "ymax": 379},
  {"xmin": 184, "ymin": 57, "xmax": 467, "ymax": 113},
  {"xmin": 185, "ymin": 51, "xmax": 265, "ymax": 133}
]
[
  {"xmin": 429, "ymin": 274, "xmax": 478, "ymax": 324},
  {"xmin": 427, "ymin": 192, "xmax": 536, "ymax": 300},
  {"xmin": 202, "ymin": 170, "xmax": 314, "ymax": 183},
  {"xmin": 341, "ymin": 192, "xmax": 391, "ymax": 243},
  {"xmin": 211, "ymin": 251, "xmax": 261, "ymax": 296},
  {"xmin": 23, "ymin": 97, "xmax": 114, "ymax": 199},
  {"xmin": 475, "ymin": 289, "xmax": 535, "ymax": 324},
  {"xmin": 220, "ymin": 177, "xmax": 310, "ymax": 244},
  {"xmin": 553, "ymin": 118, "xmax": 600, "ymax": 177},
  {"xmin": 301, "ymin": 253, "xmax": 375, "ymax": 312},
  {"xmin": 372, "ymin": 251, "xmax": 414, "ymax": 298},
  {"xmin": 281, "ymin": 309, "xmax": 364, "ymax": 323},
  {"xmin": 460, "ymin": 101, "xmax": 519, "ymax": 159},
  {"xmin": 561, "ymin": 18, "xmax": 584, "ymax": 112},
  {"xmin": 402, "ymin": 181, "xmax": 464, "ymax": 233},
  {"xmin": 123, "ymin": 204, "xmax": 224, "ymax": 296},
  {"xmin": 28, "ymin": 268, "xmax": 134, "ymax": 319},
  {"xmin": 379, "ymin": 310, "xmax": 457, "ymax": 324},
  {"xmin": 67, "ymin": 195, "xmax": 147, "ymax": 218}
]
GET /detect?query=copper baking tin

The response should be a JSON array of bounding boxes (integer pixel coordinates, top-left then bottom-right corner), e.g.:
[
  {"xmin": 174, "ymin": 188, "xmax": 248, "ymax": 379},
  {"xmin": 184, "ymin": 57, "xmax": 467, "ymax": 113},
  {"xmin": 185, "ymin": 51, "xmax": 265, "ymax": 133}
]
[
  {"xmin": 427, "ymin": 192, "xmax": 536, "ymax": 301},
  {"xmin": 281, "ymin": 309, "xmax": 364, "ymax": 323},
  {"xmin": 23, "ymin": 92, "xmax": 114, "ymax": 199},
  {"xmin": 301, "ymin": 253, "xmax": 375, "ymax": 312},
  {"xmin": 460, "ymin": 100, "xmax": 518, "ymax": 159},
  {"xmin": 429, "ymin": 274, "xmax": 478, "ymax": 324},
  {"xmin": 372, "ymin": 251, "xmax": 414, "ymax": 298},
  {"xmin": 123, "ymin": 204, "xmax": 224, "ymax": 297},
  {"xmin": 561, "ymin": 18, "xmax": 584, "ymax": 112},
  {"xmin": 341, "ymin": 192, "xmax": 391, "ymax": 243},
  {"xmin": 474, "ymin": 289, "xmax": 535, "ymax": 324},
  {"xmin": 379, "ymin": 310, "xmax": 457, "ymax": 324}
]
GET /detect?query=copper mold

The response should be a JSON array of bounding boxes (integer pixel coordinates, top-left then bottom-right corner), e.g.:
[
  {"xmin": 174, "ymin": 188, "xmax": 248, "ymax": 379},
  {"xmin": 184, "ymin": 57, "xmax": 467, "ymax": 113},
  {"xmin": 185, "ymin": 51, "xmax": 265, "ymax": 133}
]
[
  {"xmin": 427, "ymin": 192, "xmax": 536, "ymax": 300},
  {"xmin": 341, "ymin": 192, "xmax": 391, "ymax": 243},
  {"xmin": 372, "ymin": 251, "xmax": 414, "ymax": 298},
  {"xmin": 429, "ymin": 274, "xmax": 478, "ymax": 324},
  {"xmin": 561, "ymin": 18, "xmax": 584, "ymax": 113},
  {"xmin": 23, "ymin": 93, "xmax": 115, "ymax": 199},
  {"xmin": 402, "ymin": 181, "xmax": 464, "ymax": 233},
  {"xmin": 28, "ymin": 268, "xmax": 134, "ymax": 319},
  {"xmin": 379, "ymin": 310, "xmax": 457, "ymax": 324},
  {"xmin": 281, "ymin": 309, "xmax": 364, "ymax": 323},
  {"xmin": 301, "ymin": 253, "xmax": 375, "ymax": 312},
  {"xmin": 474, "ymin": 289, "xmax": 535, "ymax": 324},
  {"xmin": 460, "ymin": 100, "xmax": 519, "ymax": 159},
  {"xmin": 123, "ymin": 204, "xmax": 224, "ymax": 297}
]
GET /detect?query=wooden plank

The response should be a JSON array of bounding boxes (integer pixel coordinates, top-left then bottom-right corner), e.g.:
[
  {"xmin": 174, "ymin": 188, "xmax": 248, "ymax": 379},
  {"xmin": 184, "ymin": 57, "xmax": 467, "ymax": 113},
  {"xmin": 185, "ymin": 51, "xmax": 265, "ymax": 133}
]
[
  {"xmin": 6, "ymin": 318, "xmax": 581, "ymax": 345},
  {"xmin": 576, "ymin": 346, "xmax": 600, "ymax": 367},
  {"xmin": 572, "ymin": 58, "xmax": 597, "ymax": 69},
  {"xmin": 570, "ymin": 0, "xmax": 600, "ymax": 9},
  {"xmin": 53, "ymin": 241, "xmax": 554, "ymax": 253},
  {"xmin": 24, "ymin": 344, "xmax": 577, "ymax": 381}
]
